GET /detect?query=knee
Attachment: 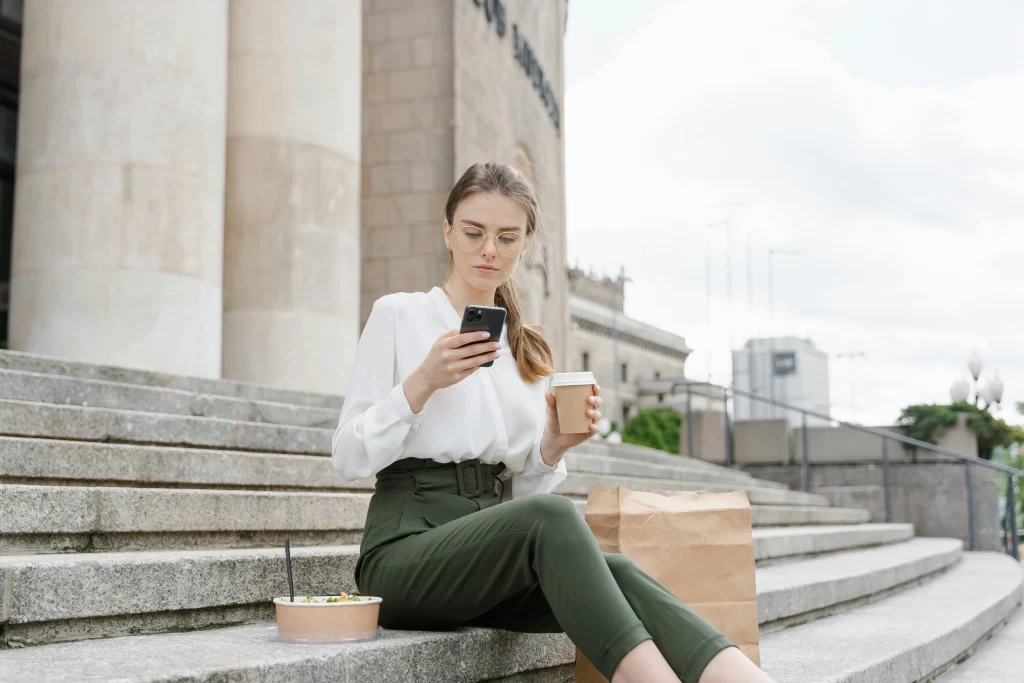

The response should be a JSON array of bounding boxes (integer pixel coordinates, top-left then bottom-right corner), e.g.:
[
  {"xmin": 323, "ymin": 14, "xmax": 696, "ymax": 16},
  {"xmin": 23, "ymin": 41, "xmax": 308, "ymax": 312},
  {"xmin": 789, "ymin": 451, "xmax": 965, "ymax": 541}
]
[
  {"xmin": 517, "ymin": 494, "xmax": 588, "ymax": 537},
  {"xmin": 604, "ymin": 552, "xmax": 639, "ymax": 581},
  {"xmin": 522, "ymin": 494, "xmax": 581, "ymax": 524}
]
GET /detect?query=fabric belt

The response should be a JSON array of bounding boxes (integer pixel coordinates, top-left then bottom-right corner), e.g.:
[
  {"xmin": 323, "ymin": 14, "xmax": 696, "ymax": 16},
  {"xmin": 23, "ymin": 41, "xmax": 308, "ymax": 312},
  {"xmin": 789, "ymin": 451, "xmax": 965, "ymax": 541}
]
[{"xmin": 375, "ymin": 458, "xmax": 505, "ymax": 499}]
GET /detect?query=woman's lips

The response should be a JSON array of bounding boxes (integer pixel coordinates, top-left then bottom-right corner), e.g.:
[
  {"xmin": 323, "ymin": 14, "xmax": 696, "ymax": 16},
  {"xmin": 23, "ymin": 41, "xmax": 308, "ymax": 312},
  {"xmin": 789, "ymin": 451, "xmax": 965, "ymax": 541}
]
[{"xmin": 474, "ymin": 265, "xmax": 499, "ymax": 273}]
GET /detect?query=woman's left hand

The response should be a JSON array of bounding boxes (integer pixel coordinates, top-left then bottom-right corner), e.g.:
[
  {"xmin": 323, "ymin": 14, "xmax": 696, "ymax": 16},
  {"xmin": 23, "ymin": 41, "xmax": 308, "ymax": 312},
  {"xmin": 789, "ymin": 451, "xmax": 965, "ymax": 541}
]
[{"xmin": 539, "ymin": 384, "xmax": 602, "ymax": 467}]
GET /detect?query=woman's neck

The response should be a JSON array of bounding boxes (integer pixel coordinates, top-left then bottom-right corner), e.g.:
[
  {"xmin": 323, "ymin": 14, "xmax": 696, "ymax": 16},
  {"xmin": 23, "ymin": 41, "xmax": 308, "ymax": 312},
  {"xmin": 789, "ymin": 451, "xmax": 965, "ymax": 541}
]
[{"xmin": 443, "ymin": 276, "xmax": 496, "ymax": 316}]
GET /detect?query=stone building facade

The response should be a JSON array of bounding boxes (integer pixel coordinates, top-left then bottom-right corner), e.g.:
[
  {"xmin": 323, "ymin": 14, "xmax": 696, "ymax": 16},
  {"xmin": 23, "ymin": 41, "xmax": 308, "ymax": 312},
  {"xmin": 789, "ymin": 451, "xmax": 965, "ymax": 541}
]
[
  {"xmin": 566, "ymin": 267, "xmax": 691, "ymax": 427},
  {"xmin": 0, "ymin": 0, "xmax": 569, "ymax": 396}
]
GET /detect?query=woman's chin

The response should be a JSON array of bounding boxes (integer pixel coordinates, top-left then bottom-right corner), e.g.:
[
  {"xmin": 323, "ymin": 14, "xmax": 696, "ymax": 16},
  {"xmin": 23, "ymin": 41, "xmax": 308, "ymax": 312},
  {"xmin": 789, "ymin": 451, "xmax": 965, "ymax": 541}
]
[{"xmin": 467, "ymin": 269, "xmax": 505, "ymax": 286}]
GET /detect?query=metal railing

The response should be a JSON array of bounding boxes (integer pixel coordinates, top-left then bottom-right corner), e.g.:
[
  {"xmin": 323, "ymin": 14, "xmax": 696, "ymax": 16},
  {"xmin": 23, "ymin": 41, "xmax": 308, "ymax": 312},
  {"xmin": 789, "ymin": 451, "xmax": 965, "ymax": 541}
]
[{"xmin": 670, "ymin": 380, "xmax": 1022, "ymax": 559}]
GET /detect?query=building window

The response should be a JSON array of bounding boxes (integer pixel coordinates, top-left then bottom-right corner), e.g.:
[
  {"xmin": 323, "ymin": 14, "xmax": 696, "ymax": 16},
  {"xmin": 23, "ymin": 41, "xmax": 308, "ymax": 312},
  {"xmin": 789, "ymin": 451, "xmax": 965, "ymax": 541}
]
[
  {"xmin": 657, "ymin": 394, "xmax": 664, "ymax": 403},
  {"xmin": 582, "ymin": 352, "xmax": 590, "ymax": 372},
  {"xmin": 623, "ymin": 403, "xmax": 632, "ymax": 423},
  {"xmin": 654, "ymin": 371, "xmax": 661, "ymax": 380},
  {"xmin": 621, "ymin": 363, "xmax": 628, "ymax": 382}
]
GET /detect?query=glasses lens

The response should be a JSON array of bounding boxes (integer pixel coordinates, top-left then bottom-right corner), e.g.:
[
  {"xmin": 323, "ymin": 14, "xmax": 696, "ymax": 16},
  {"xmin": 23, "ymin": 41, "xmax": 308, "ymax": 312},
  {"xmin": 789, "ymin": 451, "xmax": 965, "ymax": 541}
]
[
  {"xmin": 496, "ymin": 232, "xmax": 525, "ymax": 258},
  {"xmin": 455, "ymin": 228, "xmax": 526, "ymax": 258}
]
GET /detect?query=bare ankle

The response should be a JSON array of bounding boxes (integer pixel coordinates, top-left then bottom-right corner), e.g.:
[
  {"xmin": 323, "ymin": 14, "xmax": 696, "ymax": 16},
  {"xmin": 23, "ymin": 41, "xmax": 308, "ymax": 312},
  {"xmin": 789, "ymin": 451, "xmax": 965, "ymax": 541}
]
[
  {"xmin": 698, "ymin": 646, "xmax": 776, "ymax": 683},
  {"xmin": 611, "ymin": 640, "xmax": 679, "ymax": 683}
]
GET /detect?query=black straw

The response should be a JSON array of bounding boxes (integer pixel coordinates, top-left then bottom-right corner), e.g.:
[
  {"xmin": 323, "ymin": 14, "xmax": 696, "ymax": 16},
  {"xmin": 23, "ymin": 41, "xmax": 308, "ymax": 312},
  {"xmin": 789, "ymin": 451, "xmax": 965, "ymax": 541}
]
[{"xmin": 285, "ymin": 539, "xmax": 295, "ymax": 603}]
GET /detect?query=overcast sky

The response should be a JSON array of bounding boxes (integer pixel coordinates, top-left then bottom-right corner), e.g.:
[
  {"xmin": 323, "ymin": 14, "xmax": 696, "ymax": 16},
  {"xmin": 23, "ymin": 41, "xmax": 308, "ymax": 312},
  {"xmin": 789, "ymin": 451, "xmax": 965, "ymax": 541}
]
[{"xmin": 563, "ymin": 0, "xmax": 1024, "ymax": 426}]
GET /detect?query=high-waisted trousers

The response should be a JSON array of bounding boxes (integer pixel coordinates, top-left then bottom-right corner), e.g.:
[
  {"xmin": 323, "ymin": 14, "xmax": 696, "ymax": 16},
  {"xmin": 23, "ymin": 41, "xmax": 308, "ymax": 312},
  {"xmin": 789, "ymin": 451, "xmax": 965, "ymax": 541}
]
[{"xmin": 355, "ymin": 457, "xmax": 734, "ymax": 682}]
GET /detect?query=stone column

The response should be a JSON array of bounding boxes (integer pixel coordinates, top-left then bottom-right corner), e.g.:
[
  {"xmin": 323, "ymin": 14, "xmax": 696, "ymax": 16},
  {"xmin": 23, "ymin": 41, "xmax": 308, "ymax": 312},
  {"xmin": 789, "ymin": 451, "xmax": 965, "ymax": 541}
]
[
  {"xmin": 9, "ymin": 0, "xmax": 228, "ymax": 377},
  {"xmin": 222, "ymin": 0, "xmax": 361, "ymax": 396}
]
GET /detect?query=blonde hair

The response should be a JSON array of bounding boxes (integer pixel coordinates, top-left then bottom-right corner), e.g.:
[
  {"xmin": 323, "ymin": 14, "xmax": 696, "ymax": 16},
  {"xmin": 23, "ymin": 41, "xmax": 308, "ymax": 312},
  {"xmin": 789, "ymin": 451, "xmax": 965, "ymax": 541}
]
[{"xmin": 444, "ymin": 162, "xmax": 554, "ymax": 384}]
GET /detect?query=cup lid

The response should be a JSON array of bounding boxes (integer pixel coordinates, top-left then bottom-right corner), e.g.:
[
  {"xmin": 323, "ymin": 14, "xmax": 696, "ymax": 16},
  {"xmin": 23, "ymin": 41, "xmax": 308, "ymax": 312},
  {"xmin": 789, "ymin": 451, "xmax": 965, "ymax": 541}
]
[{"xmin": 551, "ymin": 371, "xmax": 596, "ymax": 387}]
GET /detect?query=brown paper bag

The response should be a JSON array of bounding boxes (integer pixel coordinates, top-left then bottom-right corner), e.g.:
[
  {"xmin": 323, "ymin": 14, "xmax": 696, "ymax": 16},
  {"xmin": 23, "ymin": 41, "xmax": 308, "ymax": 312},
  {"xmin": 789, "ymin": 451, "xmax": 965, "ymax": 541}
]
[{"xmin": 575, "ymin": 486, "xmax": 760, "ymax": 681}]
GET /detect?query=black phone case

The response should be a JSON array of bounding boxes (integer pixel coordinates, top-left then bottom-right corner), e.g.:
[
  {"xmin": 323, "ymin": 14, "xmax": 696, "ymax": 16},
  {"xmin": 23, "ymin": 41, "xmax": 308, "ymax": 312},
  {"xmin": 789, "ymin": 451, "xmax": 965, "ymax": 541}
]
[{"xmin": 460, "ymin": 305, "xmax": 507, "ymax": 368}]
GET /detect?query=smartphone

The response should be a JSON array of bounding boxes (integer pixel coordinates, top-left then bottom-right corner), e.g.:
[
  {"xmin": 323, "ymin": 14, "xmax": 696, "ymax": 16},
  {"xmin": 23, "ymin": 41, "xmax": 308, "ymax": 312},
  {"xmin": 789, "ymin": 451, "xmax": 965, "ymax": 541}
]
[{"xmin": 459, "ymin": 305, "xmax": 507, "ymax": 368}]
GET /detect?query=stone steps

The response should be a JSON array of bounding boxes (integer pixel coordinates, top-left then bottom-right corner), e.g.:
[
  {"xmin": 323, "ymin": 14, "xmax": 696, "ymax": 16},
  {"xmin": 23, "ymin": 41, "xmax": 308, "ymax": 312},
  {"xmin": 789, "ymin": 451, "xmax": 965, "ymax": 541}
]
[
  {"xmin": 0, "ymin": 369, "xmax": 340, "ymax": 429},
  {"xmin": 1, "ymin": 545, "xmax": 1013, "ymax": 682},
  {"xmin": 562, "ymin": 449, "xmax": 785, "ymax": 488},
  {"xmin": 0, "ymin": 484, "xmax": 872, "ymax": 555},
  {"xmin": 0, "ymin": 349, "xmax": 343, "ymax": 410},
  {"xmin": 759, "ymin": 552, "xmax": 1024, "ymax": 681},
  {"xmin": 0, "ymin": 534, "xmax": 945, "ymax": 648},
  {"xmin": 938, "ymin": 603, "xmax": 1024, "ymax": 682},
  {"xmin": 0, "ymin": 399, "xmax": 330, "ymax": 455},
  {"xmin": 0, "ymin": 437, "xmax": 809, "ymax": 503},
  {"xmin": 0, "ymin": 402, "xmax": 792, "ymax": 492}
]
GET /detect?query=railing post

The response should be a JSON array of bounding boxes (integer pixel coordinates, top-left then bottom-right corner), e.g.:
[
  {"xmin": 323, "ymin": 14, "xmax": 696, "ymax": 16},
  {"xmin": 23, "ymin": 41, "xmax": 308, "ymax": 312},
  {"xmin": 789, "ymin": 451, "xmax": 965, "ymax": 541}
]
[
  {"xmin": 725, "ymin": 392, "xmax": 734, "ymax": 468},
  {"xmin": 882, "ymin": 438, "xmax": 893, "ymax": 523},
  {"xmin": 1009, "ymin": 474, "xmax": 1020, "ymax": 561},
  {"xmin": 685, "ymin": 385, "xmax": 694, "ymax": 460},
  {"xmin": 801, "ymin": 411, "xmax": 810, "ymax": 493},
  {"xmin": 965, "ymin": 461, "xmax": 976, "ymax": 551}
]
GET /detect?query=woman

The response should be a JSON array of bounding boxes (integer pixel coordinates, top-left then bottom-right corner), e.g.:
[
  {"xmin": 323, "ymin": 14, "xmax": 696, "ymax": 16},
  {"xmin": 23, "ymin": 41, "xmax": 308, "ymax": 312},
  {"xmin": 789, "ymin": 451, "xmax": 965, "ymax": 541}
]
[{"xmin": 332, "ymin": 162, "xmax": 775, "ymax": 683}]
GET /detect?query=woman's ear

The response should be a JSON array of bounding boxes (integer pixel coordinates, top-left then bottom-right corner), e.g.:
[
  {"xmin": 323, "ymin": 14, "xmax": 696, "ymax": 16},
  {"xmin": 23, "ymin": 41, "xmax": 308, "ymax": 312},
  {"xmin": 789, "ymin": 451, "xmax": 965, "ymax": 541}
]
[{"xmin": 443, "ymin": 220, "xmax": 451, "ymax": 250}]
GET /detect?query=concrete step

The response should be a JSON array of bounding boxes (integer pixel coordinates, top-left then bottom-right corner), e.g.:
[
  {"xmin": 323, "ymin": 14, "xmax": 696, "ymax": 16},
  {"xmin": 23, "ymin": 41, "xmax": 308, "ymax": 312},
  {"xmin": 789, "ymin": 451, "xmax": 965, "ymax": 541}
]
[
  {"xmin": 760, "ymin": 552, "xmax": 1024, "ymax": 682},
  {"xmin": 0, "ymin": 399, "xmax": 331, "ymax": 455},
  {"xmin": 0, "ymin": 621, "xmax": 576, "ymax": 682},
  {"xmin": 0, "ymin": 536, "xmax": 957, "ymax": 649},
  {"xmin": 756, "ymin": 537, "xmax": 962, "ymax": 630},
  {"xmin": 0, "ymin": 484, "xmax": 871, "ymax": 554},
  {"xmin": 560, "ymin": 471, "xmax": 829, "ymax": 506},
  {"xmin": 753, "ymin": 523, "xmax": 914, "ymax": 563},
  {"xmin": 938, "ymin": 603, "xmax": 1024, "ymax": 682},
  {"xmin": 0, "ymin": 349, "xmax": 343, "ymax": 410},
  {"xmin": 562, "ymin": 449, "xmax": 783, "ymax": 488},
  {"xmin": 815, "ymin": 485, "xmax": 886, "ymax": 523},
  {"xmin": 0, "ymin": 437, "xmax": 820, "ymax": 506},
  {"xmin": 0, "ymin": 369, "xmax": 340, "ymax": 428}
]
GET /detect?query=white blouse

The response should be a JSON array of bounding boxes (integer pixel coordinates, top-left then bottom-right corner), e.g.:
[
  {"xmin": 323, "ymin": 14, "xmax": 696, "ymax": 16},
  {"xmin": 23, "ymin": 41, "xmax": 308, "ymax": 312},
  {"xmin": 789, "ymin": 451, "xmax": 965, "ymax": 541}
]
[{"xmin": 331, "ymin": 286, "xmax": 568, "ymax": 498}]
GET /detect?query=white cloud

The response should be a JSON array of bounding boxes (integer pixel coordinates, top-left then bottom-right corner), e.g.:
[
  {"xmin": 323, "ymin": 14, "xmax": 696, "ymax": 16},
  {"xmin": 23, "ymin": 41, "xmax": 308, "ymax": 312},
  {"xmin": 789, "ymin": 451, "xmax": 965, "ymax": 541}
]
[{"xmin": 565, "ymin": 0, "xmax": 1024, "ymax": 426}]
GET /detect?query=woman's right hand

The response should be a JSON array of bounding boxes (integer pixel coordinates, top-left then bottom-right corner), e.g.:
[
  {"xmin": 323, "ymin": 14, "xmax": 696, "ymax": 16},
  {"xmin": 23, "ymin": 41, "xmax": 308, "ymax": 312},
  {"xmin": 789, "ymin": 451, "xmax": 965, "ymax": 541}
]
[{"xmin": 402, "ymin": 329, "xmax": 500, "ymax": 413}]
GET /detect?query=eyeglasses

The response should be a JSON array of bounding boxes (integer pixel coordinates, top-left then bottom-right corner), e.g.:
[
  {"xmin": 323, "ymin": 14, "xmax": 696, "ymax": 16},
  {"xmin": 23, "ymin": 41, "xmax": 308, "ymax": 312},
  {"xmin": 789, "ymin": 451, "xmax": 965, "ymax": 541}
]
[{"xmin": 452, "ymin": 226, "xmax": 527, "ymax": 259}]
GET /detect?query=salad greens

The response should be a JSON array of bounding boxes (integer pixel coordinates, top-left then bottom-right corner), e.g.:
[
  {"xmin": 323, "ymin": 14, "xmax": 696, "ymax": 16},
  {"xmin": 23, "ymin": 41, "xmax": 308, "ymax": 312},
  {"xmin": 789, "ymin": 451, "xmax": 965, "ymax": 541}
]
[{"xmin": 286, "ymin": 591, "xmax": 373, "ymax": 604}]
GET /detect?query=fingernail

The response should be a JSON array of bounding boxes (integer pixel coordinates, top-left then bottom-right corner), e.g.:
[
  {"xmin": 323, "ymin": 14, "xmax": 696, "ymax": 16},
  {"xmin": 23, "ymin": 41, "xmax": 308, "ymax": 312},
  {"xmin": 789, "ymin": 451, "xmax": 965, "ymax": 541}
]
[{"xmin": 481, "ymin": 332, "xmax": 490, "ymax": 338}]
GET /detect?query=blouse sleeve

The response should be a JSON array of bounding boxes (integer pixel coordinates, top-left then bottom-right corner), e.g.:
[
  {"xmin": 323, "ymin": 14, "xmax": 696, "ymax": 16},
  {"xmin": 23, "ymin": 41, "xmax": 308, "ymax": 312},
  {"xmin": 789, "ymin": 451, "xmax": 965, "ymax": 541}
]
[
  {"xmin": 331, "ymin": 297, "xmax": 423, "ymax": 481},
  {"xmin": 509, "ymin": 376, "xmax": 567, "ymax": 498}
]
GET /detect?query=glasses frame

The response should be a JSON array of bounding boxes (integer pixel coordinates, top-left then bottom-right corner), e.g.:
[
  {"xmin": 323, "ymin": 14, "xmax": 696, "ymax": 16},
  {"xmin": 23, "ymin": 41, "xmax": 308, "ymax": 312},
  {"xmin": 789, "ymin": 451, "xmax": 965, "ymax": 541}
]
[{"xmin": 450, "ymin": 224, "xmax": 528, "ymax": 259}]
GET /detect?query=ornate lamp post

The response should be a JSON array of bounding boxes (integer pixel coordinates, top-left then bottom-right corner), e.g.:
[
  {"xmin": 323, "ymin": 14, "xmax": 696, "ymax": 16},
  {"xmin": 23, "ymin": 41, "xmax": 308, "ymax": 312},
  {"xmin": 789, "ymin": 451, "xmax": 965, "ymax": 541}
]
[
  {"xmin": 950, "ymin": 378, "xmax": 970, "ymax": 404},
  {"xmin": 968, "ymin": 351, "xmax": 983, "ymax": 406},
  {"xmin": 958, "ymin": 352, "xmax": 1005, "ymax": 412}
]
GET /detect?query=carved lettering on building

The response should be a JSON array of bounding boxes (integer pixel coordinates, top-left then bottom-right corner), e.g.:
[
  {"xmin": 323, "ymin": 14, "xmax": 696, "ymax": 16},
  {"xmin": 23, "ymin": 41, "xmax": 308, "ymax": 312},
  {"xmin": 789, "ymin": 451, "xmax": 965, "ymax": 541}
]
[{"xmin": 472, "ymin": 0, "xmax": 561, "ymax": 133}]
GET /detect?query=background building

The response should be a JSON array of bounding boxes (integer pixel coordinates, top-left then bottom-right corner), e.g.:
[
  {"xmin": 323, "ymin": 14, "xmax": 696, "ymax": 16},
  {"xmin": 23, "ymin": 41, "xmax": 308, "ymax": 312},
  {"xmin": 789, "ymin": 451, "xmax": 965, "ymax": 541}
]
[
  {"xmin": 0, "ymin": 0, "xmax": 569, "ymax": 397},
  {"xmin": 566, "ymin": 266, "xmax": 691, "ymax": 426},
  {"xmin": 733, "ymin": 336, "xmax": 831, "ymax": 426}
]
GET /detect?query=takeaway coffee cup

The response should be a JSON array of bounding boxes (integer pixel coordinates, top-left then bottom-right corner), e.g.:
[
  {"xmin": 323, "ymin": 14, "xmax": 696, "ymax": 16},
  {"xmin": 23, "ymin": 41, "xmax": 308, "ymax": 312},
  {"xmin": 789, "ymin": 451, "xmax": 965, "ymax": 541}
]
[{"xmin": 551, "ymin": 372, "xmax": 597, "ymax": 434}]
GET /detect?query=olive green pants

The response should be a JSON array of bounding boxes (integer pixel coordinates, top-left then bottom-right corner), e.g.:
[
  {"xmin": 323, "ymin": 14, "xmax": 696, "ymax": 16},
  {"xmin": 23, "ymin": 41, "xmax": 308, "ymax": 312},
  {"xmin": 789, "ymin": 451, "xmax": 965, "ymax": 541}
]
[{"xmin": 355, "ymin": 458, "xmax": 734, "ymax": 682}]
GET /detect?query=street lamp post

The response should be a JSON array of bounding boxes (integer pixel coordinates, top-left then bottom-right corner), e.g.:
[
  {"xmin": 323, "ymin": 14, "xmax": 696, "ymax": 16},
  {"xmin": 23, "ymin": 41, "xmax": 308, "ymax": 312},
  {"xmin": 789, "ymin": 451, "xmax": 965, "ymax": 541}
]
[
  {"xmin": 767, "ymin": 248, "xmax": 801, "ymax": 420},
  {"xmin": 957, "ymin": 353, "xmax": 1005, "ymax": 412}
]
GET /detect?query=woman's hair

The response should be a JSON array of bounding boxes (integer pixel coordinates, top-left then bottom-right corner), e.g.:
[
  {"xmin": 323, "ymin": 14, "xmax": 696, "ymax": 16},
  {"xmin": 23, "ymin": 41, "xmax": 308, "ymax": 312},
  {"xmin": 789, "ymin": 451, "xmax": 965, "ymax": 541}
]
[{"xmin": 444, "ymin": 162, "xmax": 554, "ymax": 384}]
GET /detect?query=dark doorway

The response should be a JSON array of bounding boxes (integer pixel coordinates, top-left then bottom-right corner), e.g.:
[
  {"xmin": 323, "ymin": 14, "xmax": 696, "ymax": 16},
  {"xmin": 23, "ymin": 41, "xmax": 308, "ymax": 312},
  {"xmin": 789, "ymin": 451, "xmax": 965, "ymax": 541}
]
[{"xmin": 0, "ymin": 1, "xmax": 21, "ymax": 349}]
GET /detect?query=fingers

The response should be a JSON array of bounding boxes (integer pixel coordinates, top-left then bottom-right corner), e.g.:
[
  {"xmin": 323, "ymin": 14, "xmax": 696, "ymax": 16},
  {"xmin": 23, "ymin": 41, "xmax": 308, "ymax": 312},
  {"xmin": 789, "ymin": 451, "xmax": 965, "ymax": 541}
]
[
  {"xmin": 447, "ymin": 340, "xmax": 501, "ymax": 361},
  {"xmin": 592, "ymin": 384, "xmax": 601, "ymax": 396},
  {"xmin": 444, "ymin": 331, "xmax": 494, "ymax": 349},
  {"xmin": 449, "ymin": 349, "xmax": 500, "ymax": 372},
  {"xmin": 587, "ymin": 408, "xmax": 602, "ymax": 421},
  {"xmin": 588, "ymin": 395, "xmax": 602, "ymax": 408}
]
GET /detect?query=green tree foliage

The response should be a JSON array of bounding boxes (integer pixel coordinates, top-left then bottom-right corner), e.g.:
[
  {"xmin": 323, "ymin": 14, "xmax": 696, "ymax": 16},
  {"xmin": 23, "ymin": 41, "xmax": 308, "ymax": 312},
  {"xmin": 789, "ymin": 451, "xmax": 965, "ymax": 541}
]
[
  {"xmin": 621, "ymin": 409, "xmax": 681, "ymax": 454},
  {"xmin": 898, "ymin": 401, "xmax": 1024, "ymax": 461}
]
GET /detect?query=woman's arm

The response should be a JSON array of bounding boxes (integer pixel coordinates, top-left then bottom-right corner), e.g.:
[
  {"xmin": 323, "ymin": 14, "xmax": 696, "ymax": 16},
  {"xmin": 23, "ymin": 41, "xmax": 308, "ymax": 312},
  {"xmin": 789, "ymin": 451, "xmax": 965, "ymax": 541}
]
[{"xmin": 331, "ymin": 297, "xmax": 423, "ymax": 481}]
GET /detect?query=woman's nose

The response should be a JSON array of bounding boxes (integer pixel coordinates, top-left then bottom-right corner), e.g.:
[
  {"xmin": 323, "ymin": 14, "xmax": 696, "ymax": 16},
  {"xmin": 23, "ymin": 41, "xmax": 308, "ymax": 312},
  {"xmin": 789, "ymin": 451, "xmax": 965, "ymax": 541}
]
[{"xmin": 480, "ymin": 234, "xmax": 500, "ymax": 258}]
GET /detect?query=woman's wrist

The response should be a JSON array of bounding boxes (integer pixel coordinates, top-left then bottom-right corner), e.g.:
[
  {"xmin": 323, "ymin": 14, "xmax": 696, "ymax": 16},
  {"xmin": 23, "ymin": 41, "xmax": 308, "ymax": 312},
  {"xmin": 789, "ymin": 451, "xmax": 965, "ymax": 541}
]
[
  {"xmin": 539, "ymin": 435, "xmax": 565, "ymax": 468},
  {"xmin": 402, "ymin": 366, "xmax": 435, "ymax": 415}
]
